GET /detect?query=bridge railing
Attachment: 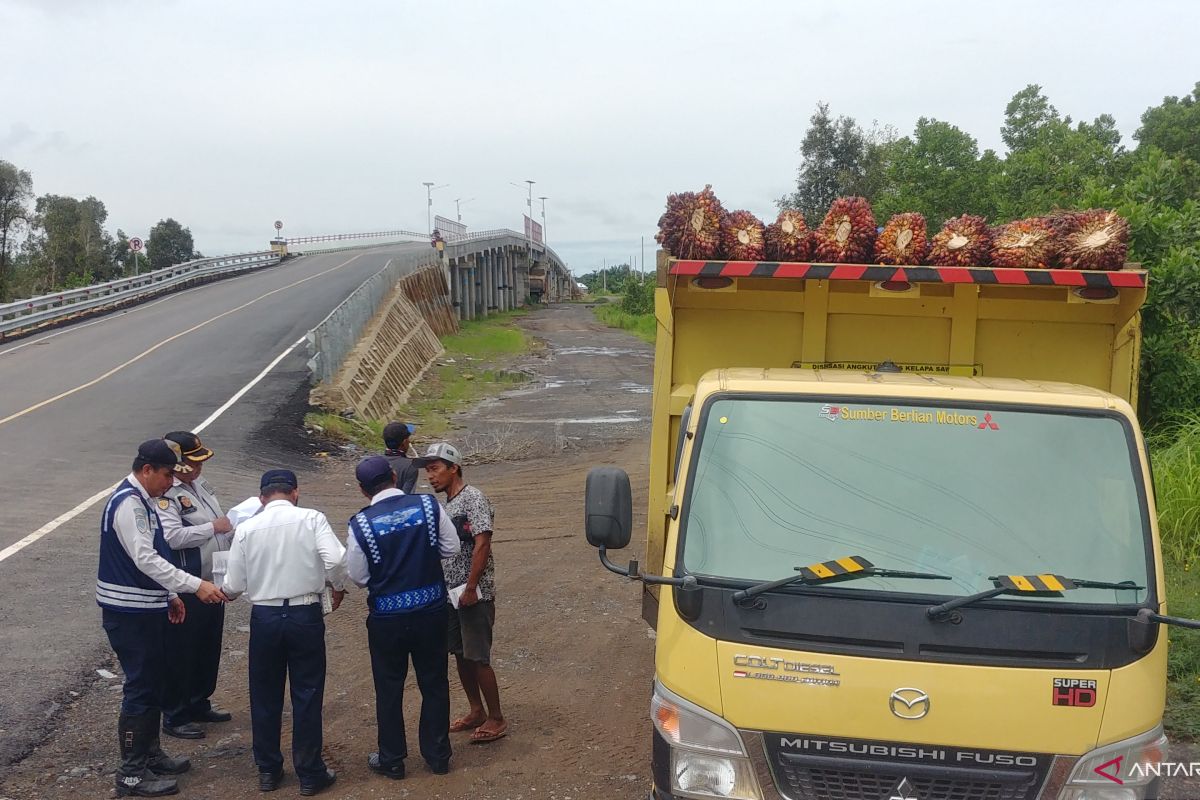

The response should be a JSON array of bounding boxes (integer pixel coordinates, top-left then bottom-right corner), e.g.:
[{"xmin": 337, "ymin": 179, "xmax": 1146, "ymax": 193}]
[{"xmin": 0, "ymin": 251, "xmax": 281, "ymax": 340}]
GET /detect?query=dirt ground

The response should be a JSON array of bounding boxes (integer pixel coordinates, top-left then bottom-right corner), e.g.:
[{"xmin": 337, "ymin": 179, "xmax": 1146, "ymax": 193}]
[
  {"xmin": 6, "ymin": 302, "xmax": 1200, "ymax": 800},
  {"xmin": 0, "ymin": 304, "xmax": 657, "ymax": 800}
]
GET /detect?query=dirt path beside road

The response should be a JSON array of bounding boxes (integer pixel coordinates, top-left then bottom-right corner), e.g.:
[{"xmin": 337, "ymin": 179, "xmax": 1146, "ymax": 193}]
[{"xmin": 0, "ymin": 304, "xmax": 657, "ymax": 800}]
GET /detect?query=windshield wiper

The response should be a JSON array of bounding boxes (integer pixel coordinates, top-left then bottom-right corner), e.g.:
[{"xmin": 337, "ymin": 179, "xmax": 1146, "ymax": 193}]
[
  {"xmin": 926, "ymin": 574, "xmax": 1144, "ymax": 621},
  {"xmin": 732, "ymin": 555, "xmax": 952, "ymax": 606}
]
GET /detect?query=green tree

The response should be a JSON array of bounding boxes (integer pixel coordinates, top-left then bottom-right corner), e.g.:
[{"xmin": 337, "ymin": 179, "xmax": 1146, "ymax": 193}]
[
  {"xmin": 0, "ymin": 160, "xmax": 34, "ymax": 302},
  {"xmin": 1001, "ymin": 84, "xmax": 1060, "ymax": 152},
  {"xmin": 28, "ymin": 194, "xmax": 113, "ymax": 289},
  {"xmin": 1135, "ymin": 82, "xmax": 1200, "ymax": 164},
  {"xmin": 874, "ymin": 118, "xmax": 1000, "ymax": 225},
  {"xmin": 994, "ymin": 86, "xmax": 1129, "ymax": 220},
  {"xmin": 779, "ymin": 103, "xmax": 895, "ymax": 221},
  {"xmin": 147, "ymin": 218, "xmax": 196, "ymax": 270}
]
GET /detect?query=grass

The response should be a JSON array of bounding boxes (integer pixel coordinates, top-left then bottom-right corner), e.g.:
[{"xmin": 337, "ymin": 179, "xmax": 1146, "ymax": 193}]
[
  {"xmin": 306, "ymin": 309, "xmax": 534, "ymax": 449},
  {"xmin": 1154, "ymin": 414, "xmax": 1200, "ymax": 739},
  {"xmin": 595, "ymin": 304, "xmax": 656, "ymax": 343}
]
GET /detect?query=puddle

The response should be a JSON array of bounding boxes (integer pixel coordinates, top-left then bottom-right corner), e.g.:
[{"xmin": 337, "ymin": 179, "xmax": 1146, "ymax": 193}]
[
  {"xmin": 619, "ymin": 381, "xmax": 651, "ymax": 394},
  {"xmin": 554, "ymin": 346, "xmax": 642, "ymax": 357}
]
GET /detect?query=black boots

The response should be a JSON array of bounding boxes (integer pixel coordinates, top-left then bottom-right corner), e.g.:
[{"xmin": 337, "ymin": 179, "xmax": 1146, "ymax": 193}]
[
  {"xmin": 146, "ymin": 711, "xmax": 192, "ymax": 775},
  {"xmin": 115, "ymin": 712, "xmax": 182, "ymax": 797}
]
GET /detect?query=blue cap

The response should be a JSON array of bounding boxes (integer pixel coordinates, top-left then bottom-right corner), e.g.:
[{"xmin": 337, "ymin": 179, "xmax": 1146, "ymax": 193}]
[
  {"xmin": 260, "ymin": 469, "xmax": 298, "ymax": 491},
  {"xmin": 356, "ymin": 455, "xmax": 394, "ymax": 487}
]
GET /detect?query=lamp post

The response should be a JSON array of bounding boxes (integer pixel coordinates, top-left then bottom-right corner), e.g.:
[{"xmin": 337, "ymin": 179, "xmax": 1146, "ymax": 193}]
[
  {"xmin": 422, "ymin": 181, "xmax": 449, "ymax": 235},
  {"xmin": 537, "ymin": 196, "xmax": 548, "ymax": 244},
  {"xmin": 455, "ymin": 197, "xmax": 475, "ymax": 223}
]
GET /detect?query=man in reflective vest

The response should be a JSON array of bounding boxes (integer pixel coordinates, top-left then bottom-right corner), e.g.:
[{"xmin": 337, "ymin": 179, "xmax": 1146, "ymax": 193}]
[
  {"xmin": 344, "ymin": 455, "xmax": 460, "ymax": 779},
  {"xmin": 96, "ymin": 439, "xmax": 228, "ymax": 797}
]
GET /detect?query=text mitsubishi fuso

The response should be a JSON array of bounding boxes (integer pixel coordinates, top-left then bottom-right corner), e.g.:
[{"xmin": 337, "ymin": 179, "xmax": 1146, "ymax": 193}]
[{"xmin": 584, "ymin": 251, "xmax": 1200, "ymax": 800}]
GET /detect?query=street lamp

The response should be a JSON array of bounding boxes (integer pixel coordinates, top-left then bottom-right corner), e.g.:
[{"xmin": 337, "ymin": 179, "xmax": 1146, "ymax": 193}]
[
  {"xmin": 455, "ymin": 197, "xmax": 475, "ymax": 223},
  {"xmin": 422, "ymin": 181, "xmax": 449, "ymax": 234},
  {"xmin": 537, "ymin": 196, "xmax": 548, "ymax": 243}
]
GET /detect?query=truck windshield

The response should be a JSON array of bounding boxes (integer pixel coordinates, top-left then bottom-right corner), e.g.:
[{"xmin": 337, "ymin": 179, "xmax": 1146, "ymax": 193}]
[{"xmin": 680, "ymin": 398, "xmax": 1151, "ymax": 606}]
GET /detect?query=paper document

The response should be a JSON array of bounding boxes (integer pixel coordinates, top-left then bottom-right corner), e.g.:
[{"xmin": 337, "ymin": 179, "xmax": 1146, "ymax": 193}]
[
  {"xmin": 226, "ymin": 496, "xmax": 264, "ymax": 528},
  {"xmin": 447, "ymin": 583, "xmax": 467, "ymax": 610}
]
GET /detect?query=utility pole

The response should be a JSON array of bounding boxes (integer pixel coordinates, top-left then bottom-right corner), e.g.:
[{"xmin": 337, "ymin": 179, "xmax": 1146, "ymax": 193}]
[
  {"xmin": 455, "ymin": 197, "xmax": 475, "ymax": 223},
  {"xmin": 538, "ymin": 196, "xmax": 548, "ymax": 243},
  {"xmin": 422, "ymin": 181, "xmax": 449, "ymax": 235},
  {"xmin": 641, "ymin": 235, "xmax": 646, "ymax": 283}
]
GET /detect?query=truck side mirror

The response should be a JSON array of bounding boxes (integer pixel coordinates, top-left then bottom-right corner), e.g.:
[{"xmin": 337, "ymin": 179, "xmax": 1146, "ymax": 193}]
[{"xmin": 585, "ymin": 467, "xmax": 633, "ymax": 550}]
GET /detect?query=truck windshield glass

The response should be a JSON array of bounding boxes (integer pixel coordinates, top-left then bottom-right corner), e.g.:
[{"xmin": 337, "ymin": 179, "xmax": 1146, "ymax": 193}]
[{"xmin": 681, "ymin": 398, "xmax": 1150, "ymax": 606}]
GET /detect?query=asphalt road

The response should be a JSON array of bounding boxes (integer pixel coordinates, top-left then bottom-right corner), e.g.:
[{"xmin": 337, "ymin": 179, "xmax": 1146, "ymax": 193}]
[{"xmin": 0, "ymin": 243, "xmax": 427, "ymax": 766}]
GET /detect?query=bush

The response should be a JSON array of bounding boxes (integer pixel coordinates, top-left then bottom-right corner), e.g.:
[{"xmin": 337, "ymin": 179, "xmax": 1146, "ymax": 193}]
[{"xmin": 620, "ymin": 278, "xmax": 653, "ymax": 315}]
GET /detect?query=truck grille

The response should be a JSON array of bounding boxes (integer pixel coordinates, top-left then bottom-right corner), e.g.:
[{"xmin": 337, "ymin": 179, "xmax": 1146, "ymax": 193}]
[
  {"xmin": 762, "ymin": 733, "xmax": 1049, "ymax": 800},
  {"xmin": 778, "ymin": 763, "xmax": 1039, "ymax": 800}
]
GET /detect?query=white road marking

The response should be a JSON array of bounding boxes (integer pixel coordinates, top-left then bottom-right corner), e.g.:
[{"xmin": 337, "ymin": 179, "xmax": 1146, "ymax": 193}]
[
  {"xmin": 0, "ymin": 254, "xmax": 361, "ymax": 428},
  {"xmin": 0, "ymin": 335, "xmax": 307, "ymax": 564}
]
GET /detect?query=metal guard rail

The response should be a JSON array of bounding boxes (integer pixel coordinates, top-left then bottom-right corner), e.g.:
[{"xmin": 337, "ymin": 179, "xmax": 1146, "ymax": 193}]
[{"xmin": 0, "ymin": 251, "xmax": 281, "ymax": 339}]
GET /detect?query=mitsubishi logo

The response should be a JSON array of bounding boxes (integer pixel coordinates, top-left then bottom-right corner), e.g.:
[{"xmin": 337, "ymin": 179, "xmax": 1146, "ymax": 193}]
[
  {"xmin": 888, "ymin": 777, "xmax": 920, "ymax": 800},
  {"xmin": 889, "ymin": 688, "xmax": 930, "ymax": 720}
]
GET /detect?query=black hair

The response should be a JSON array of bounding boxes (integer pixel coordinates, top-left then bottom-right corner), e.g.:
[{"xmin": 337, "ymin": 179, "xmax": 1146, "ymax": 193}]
[
  {"xmin": 261, "ymin": 483, "xmax": 296, "ymax": 497},
  {"xmin": 439, "ymin": 459, "xmax": 463, "ymax": 478}
]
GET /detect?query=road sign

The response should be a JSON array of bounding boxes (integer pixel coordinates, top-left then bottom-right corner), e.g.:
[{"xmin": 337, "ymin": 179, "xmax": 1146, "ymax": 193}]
[
  {"xmin": 129, "ymin": 237, "xmax": 144, "ymax": 252},
  {"xmin": 274, "ymin": 220, "xmax": 283, "ymax": 231}
]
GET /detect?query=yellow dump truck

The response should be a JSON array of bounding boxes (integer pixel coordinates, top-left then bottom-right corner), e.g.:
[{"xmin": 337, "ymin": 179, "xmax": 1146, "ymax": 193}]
[{"xmin": 584, "ymin": 252, "xmax": 1200, "ymax": 800}]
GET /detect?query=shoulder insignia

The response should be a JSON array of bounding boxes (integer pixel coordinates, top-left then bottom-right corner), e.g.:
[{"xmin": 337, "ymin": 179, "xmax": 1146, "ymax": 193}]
[{"xmin": 158, "ymin": 498, "xmax": 170, "ymax": 510}]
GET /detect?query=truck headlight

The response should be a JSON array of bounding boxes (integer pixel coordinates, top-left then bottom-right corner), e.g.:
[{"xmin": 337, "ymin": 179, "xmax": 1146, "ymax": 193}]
[
  {"xmin": 1059, "ymin": 726, "xmax": 1167, "ymax": 800},
  {"xmin": 652, "ymin": 680, "xmax": 763, "ymax": 800}
]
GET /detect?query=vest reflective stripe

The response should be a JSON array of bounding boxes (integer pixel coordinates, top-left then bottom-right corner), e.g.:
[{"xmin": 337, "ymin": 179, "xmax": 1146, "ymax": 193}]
[
  {"xmin": 96, "ymin": 479, "xmax": 173, "ymax": 613},
  {"xmin": 349, "ymin": 494, "xmax": 447, "ymax": 616}
]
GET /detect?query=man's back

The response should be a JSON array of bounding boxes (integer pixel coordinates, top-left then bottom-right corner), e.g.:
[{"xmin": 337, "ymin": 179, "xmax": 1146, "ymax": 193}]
[{"xmin": 226, "ymin": 500, "xmax": 344, "ymax": 604}]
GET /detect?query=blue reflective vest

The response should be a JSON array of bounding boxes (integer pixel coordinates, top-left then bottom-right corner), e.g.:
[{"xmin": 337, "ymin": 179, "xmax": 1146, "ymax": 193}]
[
  {"xmin": 96, "ymin": 479, "xmax": 173, "ymax": 613},
  {"xmin": 349, "ymin": 493, "xmax": 447, "ymax": 616}
]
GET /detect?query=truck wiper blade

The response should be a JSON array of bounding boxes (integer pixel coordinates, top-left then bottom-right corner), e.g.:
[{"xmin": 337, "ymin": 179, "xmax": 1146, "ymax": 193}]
[
  {"xmin": 927, "ymin": 574, "xmax": 1144, "ymax": 620},
  {"xmin": 732, "ymin": 555, "xmax": 952, "ymax": 605}
]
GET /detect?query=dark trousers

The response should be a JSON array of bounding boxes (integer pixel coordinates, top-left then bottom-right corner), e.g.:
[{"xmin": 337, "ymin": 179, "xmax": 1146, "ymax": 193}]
[
  {"xmin": 102, "ymin": 609, "xmax": 167, "ymax": 716},
  {"xmin": 163, "ymin": 594, "xmax": 224, "ymax": 726},
  {"xmin": 366, "ymin": 606, "xmax": 451, "ymax": 769},
  {"xmin": 248, "ymin": 603, "xmax": 328, "ymax": 780}
]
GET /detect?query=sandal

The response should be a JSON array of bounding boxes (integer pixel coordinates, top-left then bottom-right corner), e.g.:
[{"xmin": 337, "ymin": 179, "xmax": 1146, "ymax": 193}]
[
  {"xmin": 450, "ymin": 714, "xmax": 487, "ymax": 733},
  {"xmin": 470, "ymin": 721, "xmax": 508, "ymax": 744}
]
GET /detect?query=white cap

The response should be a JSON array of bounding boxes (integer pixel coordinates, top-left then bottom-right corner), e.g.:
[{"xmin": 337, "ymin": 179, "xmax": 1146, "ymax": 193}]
[{"xmin": 414, "ymin": 442, "xmax": 462, "ymax": 466}]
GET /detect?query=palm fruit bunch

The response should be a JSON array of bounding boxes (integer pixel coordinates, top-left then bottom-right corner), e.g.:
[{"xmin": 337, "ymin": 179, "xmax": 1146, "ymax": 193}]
[
  {"xmin": 1053, "ymin": 209, "xmax": 1131, "ymax": 270},
  {"xmin": 990, "ymin": 217, "xmax": 1059, "ymax": 269},
  {"xmin": 720, "ymin": 210, "xmax": 766, "ymax": 260},
  {"xmin": 813, "ymin": 197, "xmax": 876, "ymax": 263},
  {"xmin": 655, "ymin": 184, "xmax": 724, "ymax": 259},
  {"xmin": 874, "ymin": 213, "xmax": 929, "ymax": 265},
  {"xmin": 928, "ymin": 214, "xmax": 992, "ymax": 267},
  {"xmin": 764, "ymin": 210, "xmax": 811, "ymax": 261}
]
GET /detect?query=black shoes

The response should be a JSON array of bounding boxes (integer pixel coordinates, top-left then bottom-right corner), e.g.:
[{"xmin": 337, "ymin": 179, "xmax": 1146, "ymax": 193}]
[
  {"xmin": 299, "ymin": 769, "xmax": 337, "ymax": 796},
  {"xmin": 194, "ymin": 707, "xmax": 233, "ymax": 723},
  {"xmin": 258, "ymin": 770, "xmax": 283, "ymax": 792},
  {"xmin": 368, "ymin": 752, "xmax": 405, "ymax": 780},
  {"xmin": 429, "ymin": 760, "xmax": 450, "ymax": 775},
  {"xmin": 161, "ymin": 722, "xmax": 204, "ymax": 740},
  {"xmin": 116, "ymin": 713, "xmax": 180, "ymax": 797}
]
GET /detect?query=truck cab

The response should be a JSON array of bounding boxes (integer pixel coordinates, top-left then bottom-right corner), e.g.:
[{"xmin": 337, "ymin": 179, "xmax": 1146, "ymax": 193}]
[{"xmin": 585, "ymin": 252, "xmax": 1186, "ymax": 800}]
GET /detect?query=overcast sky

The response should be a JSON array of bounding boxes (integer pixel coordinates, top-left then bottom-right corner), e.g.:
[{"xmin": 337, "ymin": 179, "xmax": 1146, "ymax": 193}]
[{"xmin": 2, "ymin": 0, "xmax": 1197, "ymax": 274}]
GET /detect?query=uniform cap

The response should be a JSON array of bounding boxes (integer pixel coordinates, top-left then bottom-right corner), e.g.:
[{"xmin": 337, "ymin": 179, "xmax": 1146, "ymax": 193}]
[
  {"xmin": 355, "ymin": 455, "xmax": 394, "ymax": 487},
  {"xmin": 164, "ymin": 430, "xmax": 214, "ymax": 462},
  {"xmin": 260, "ymin": 469, "xmax": 298, "ymax": 491}
]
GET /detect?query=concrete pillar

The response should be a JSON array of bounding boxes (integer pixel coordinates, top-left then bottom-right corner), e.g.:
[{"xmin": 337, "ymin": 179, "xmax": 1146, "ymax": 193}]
[
  {"xmin": 467, "ymin": 258, "xmax": 477, "ymax": 321},
  {"xmin": 450, "ymin": 261, "xmax": 462, "ymax": 321},
  {"xmin": 472, "ymin": 255, "xmax": 483, "ymax": 319},
  {"xmin": 485, "ymin": 249, "xmax": 496, "ymax": 315}
]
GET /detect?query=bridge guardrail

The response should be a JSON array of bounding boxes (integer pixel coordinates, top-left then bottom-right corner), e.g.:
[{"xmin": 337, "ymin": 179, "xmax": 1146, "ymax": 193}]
[{"xmin": 0, "ymin": 251, "xmax": 281, "ymax": 340}]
